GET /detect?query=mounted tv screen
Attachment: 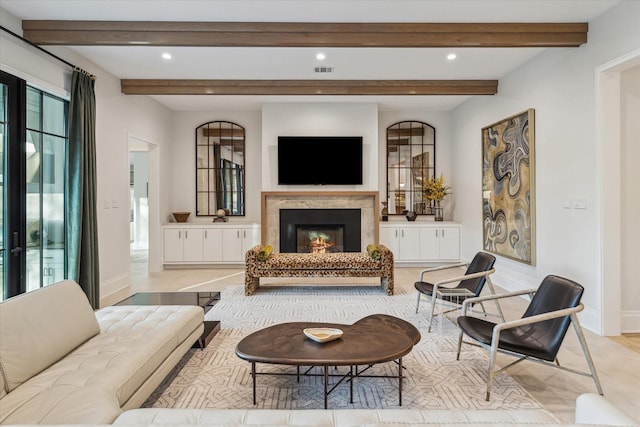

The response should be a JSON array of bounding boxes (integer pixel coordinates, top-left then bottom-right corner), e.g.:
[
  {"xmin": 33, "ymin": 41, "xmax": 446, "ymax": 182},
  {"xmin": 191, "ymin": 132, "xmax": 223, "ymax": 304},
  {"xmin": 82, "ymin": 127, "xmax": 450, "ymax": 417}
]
[{"xmin": 278, "ymin": 136, "xmax": 363, "ymax": 185}]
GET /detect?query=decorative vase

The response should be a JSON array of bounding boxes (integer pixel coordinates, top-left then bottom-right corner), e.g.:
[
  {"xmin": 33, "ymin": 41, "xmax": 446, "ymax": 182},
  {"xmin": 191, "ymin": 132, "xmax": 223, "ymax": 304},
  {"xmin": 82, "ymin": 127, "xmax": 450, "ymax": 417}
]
[
  {"xmin": 405, "ymin": 211, "xmax": 417, "ymax": 221},
  {"xmin": 434, "ymin": 201, "xmax": 444, "ymax": 222}
]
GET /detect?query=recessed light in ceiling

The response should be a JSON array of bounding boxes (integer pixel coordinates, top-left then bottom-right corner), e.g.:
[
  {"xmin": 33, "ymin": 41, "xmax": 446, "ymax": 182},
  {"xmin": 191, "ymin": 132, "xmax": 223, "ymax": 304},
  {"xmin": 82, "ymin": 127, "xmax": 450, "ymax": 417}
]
[
  {"xmin": 316, "ymin": 52, "xmax": 326, "ymax": 60},
  {"xmin": 162, "ymin": 52, "xmax": 172, "ymax": 60},
  {"xmin": 447, "ymin": 53, "xmax": 457, "ymax": 61}
]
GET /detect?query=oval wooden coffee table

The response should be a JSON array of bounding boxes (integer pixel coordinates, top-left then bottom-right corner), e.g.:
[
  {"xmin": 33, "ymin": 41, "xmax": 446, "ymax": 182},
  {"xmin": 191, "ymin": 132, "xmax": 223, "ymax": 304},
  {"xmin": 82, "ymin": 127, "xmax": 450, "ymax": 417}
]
[{"xmin": 236, "ymin": 321, "xmax": 414, "ymax": 408}]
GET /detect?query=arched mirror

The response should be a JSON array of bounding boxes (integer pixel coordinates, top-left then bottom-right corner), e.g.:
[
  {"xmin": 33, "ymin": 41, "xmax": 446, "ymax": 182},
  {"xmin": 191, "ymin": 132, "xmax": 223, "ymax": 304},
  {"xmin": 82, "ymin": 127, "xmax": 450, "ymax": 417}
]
[
  {"xmin": 386, "ymin": 121, "xmax": 436, "ymax": 215},
  {"xmin": 196, "ymin": 121, "xmax": 245, "ymax": 216}
]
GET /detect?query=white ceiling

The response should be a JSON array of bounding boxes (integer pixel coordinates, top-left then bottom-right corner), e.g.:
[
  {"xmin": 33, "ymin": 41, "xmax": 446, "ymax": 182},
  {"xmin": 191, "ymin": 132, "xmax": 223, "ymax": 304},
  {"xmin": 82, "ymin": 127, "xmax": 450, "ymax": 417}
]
[{"xmin": 0, "ymin": 0, "xmax": 622, "ymax": 111}]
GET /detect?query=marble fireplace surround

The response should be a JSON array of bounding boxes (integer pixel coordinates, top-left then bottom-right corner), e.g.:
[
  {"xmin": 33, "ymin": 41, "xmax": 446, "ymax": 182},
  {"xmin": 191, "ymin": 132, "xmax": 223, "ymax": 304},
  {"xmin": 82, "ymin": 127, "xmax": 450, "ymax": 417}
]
[{"xmin": 261, "ymin": 191, "xmax": 380, "ymax": 252}]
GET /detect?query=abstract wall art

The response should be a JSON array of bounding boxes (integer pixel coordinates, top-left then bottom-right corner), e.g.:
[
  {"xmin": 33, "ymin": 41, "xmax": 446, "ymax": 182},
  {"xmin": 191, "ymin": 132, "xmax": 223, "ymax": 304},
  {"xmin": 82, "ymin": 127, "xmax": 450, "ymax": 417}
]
[{"xmin": 482, "ymin": 109, "xmax": 536, "ymax": 265}]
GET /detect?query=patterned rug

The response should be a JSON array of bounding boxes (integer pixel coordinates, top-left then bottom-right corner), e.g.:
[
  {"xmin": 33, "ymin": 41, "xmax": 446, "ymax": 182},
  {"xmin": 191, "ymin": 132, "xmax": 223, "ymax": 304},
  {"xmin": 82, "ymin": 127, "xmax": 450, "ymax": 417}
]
[{"xmin": 143, "ymin": 284, "xmax": 543, "ymax": 410}]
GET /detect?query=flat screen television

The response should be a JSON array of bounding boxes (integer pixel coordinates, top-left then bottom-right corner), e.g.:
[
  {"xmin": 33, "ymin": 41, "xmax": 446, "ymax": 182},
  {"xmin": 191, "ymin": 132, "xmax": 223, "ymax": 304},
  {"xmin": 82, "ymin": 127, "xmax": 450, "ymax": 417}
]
[{"xmin": 278, "ymin": 136, "xmax": 363, "ymax": 185}]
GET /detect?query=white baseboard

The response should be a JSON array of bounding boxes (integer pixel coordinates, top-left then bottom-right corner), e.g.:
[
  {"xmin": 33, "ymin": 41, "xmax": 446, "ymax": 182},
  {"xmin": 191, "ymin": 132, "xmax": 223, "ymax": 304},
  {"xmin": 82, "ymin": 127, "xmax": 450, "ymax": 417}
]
[
  {"xmin": 621, "ymin": 310, "xmax": 640, "ymax": 333},
  {"xmin": 100, "ymin": 273, "xmax": 130, "ymax": 304}
]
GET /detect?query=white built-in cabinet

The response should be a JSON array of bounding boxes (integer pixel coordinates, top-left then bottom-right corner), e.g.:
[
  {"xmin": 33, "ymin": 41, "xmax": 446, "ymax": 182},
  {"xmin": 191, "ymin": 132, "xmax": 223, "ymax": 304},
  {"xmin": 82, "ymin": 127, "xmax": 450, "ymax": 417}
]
[
  {"xmin": 163, "ymin": 223, "xmax": 260, "ymax": 265},
  {"xmin": 379, "ymin": 222, "xmax": 460, "ymax": 263}
]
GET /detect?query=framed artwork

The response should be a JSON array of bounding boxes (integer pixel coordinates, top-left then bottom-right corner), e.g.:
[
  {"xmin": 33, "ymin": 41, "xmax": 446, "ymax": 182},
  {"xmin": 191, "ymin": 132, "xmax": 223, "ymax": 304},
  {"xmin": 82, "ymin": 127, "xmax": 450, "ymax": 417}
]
[{"xmin": 482, "ymin": 109, "xmax": 536, "ymax": 265}]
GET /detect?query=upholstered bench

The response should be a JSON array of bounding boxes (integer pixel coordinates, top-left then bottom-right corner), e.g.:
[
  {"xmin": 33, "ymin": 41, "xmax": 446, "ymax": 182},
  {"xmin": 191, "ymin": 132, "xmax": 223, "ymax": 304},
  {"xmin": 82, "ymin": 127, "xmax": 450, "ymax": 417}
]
[{"xmin": 245, "ymin": 245, "xmax": 394, "ymax": 296}]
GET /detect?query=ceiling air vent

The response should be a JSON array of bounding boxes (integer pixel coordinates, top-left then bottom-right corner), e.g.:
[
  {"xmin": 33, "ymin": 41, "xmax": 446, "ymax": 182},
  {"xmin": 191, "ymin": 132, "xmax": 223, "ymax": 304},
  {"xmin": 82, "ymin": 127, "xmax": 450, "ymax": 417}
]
[{"xmin": 314, "ymin": 66, "xmax": 334, "ymax": 73}]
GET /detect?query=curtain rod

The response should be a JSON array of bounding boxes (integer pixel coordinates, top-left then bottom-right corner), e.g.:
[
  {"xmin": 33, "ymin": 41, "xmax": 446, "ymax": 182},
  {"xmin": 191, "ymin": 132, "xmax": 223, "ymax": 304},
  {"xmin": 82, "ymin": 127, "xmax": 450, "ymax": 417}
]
[{"xmin": 1, "ymin": 25, "xmax": 96, "ymax": 80}]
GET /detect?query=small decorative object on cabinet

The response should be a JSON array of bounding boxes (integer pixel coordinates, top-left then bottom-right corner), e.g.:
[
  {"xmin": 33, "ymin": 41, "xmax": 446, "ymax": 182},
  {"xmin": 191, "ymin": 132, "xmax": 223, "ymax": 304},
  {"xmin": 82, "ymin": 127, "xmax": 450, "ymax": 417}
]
[
  {"xmin": 172, "ymin": 212, "xmax": 190, "ymax": 223},
  {"xmin": 423, "ymin": 174, "xmax": 451, "ymax": 221},
  {"xmin": 213, "ymin": 208, "xmax": 228, "ymax": 222},
  {"xmin": 405, "ymin": 211, "xmax": 417, "ymax": 221}
]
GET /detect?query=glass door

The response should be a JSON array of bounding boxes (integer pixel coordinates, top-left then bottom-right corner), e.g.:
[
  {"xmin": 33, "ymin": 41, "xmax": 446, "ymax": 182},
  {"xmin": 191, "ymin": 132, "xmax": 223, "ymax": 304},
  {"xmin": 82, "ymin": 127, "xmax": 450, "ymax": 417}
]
[
  {"xmin": 1, "ymin": 70, "xmax": 68, "ymax": 301},
  {"xmin": 25, "ymin": 87, "xmax": 67, "ymax": 291}
]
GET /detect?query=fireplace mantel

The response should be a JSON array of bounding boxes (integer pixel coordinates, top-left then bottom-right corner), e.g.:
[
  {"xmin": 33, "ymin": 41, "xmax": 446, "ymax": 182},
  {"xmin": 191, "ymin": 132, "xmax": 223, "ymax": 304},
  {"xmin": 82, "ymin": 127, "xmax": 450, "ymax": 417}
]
[{"xmin": 261, "ymin": 191, "xmax": 379, "ymax": 252}]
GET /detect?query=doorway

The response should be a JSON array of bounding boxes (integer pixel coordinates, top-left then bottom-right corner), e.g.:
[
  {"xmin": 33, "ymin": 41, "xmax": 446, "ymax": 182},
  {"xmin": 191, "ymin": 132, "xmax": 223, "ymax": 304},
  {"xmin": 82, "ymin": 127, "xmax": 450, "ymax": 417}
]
[
  {"xmin": 128, "ymin": 136, "xmax": 160, "ymax": 274},
  {"xmin": 598, "ymin": 49, "xmax": 640, "ymax": 335}
]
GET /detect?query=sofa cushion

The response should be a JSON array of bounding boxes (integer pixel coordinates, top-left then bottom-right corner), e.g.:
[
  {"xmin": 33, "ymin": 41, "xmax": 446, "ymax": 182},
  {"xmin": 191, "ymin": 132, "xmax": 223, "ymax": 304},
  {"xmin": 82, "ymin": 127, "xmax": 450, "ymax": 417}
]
[
  {"xmin": 0, "ymin": 385, "xmax": 122, "ymax": 424},
  {"xmin": 114, "ymin": 409, "xmax": 559, "ymax": 427},
  {"xmin": 0, "ymin": 280, "xmax": 100, "ymax": 393},
  {"xmin": 91, "ymin": 305, "xmax": 203, "ymax": 404}
]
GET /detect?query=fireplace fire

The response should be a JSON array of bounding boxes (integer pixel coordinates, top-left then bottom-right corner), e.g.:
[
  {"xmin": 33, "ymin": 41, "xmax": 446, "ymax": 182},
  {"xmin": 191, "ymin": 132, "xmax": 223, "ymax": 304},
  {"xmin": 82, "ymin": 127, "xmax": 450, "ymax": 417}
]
[
  {"xmin": 296, "ymin": 226, "xmax": 344, "ymax": 253},
  {"xmin": 309, "ymin": 232, "xmax": 334, "ymax": 253}
]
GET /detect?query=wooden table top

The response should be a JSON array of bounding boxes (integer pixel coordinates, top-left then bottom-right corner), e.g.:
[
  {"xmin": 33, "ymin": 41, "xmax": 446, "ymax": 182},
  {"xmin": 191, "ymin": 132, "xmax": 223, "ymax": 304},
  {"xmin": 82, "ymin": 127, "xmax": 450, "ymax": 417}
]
[{"xmin": 235, "ymin": 321, "xmax": 413, "ymax": 366}]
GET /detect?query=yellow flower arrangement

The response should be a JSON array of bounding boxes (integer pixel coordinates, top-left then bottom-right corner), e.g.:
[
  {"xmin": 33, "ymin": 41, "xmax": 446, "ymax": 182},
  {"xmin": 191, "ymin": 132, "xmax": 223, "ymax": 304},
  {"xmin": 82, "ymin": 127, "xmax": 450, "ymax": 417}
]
[{"xmin": 422, "ymin": 174, "xmax": 452, "ymax": 202}]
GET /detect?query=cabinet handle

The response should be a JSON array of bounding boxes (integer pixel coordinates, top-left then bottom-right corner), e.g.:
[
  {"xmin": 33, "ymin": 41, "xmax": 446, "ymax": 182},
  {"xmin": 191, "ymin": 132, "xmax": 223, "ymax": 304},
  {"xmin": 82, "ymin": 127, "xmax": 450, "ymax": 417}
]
[
  {"xmin": 442, "ymin": 229, "xmax": 445, "ymax": 238},
  {"xmin": 237, "ymin": 230, "xmax": 240, "ymax": 238},
  {"xmin": 205, "ymin": 230, "xmax": 207, "ymax": 239},
  {"xmin": 395, "ymin": 230, "xmax": 398, "ymax": 238},
  {"xmin": 178, "ymin": 231, "xmax": 182, "ymax": 239},
  {"xmin": 185, "ymin": 230, "xmax": 188, "ymax": 239},
  {"xmin": 401, "ymin": 229, "xmax": 404, "ymax": 237},
  {"xmin": 436, "ymin": 229, "xmax": 438, "ymax": 238},
  {"xmin": 243, "ymin": 230, "xmax": 246, "ymax": 238}
]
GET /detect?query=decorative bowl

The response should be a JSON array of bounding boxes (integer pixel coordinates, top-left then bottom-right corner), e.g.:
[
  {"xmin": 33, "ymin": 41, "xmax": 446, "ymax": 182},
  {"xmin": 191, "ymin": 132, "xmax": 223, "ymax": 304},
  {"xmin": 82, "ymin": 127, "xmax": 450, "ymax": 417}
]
[
  {"xmin": 303, "ymin": 327, "xmax": 343, "ymax": 343},
  {"xmin": 172, "ymin": 212, "xmax": 191, "ymax": 223}
]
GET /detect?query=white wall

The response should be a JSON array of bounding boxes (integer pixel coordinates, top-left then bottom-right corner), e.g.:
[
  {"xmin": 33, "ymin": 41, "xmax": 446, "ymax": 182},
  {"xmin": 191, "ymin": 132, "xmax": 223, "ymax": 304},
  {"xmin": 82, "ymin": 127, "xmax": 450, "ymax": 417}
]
[
  {"xmin": 450, "ymin": 0, "xmax": 640, "ymax": 333},
  {"xmin": 261, "ymin": 103, "xmax": 378, "ymax": 192},
  {"xmin": 0, "ymin": 10, "xmax": 68, "ymax": 97}
]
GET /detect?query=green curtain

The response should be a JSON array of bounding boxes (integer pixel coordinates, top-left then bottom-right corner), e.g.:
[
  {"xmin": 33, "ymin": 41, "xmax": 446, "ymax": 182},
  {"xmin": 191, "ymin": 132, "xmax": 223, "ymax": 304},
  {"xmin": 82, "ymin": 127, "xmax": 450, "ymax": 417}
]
[{"xmin": 67, "ymin": 69, "xmax": 100, "ymax": 308}]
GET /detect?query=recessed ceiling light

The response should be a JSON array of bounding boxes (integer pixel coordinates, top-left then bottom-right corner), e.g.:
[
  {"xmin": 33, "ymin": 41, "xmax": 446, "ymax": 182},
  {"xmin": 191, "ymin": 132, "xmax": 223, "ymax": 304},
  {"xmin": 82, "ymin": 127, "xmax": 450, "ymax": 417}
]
[
  {"xmin": 447, "ymin": 53, "xmax": 457, "ymax": 61},
  {"xmin": 316, "ymin": 52, "xmax": 326, "ymax": 60},
  {"xmin": 162, "ymin": 52, "xmax": 172, "ymax": 60}
]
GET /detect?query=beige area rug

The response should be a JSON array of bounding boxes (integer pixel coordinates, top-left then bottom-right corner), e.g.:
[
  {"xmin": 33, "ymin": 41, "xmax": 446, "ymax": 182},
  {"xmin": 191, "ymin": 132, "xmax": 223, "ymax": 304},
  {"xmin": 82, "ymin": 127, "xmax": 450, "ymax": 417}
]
[{"xmin": 144, "ymin": 284, "xmax": 543, "ymax": 411}]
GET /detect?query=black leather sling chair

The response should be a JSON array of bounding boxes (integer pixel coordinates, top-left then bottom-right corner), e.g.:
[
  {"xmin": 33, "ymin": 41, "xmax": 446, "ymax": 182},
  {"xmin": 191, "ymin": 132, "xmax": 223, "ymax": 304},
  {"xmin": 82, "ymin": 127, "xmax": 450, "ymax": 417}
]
[
  {"xmin": 415, "ymin": 252, "xmax": 505, "ymax": 332},
  {"xmin": 456, "ymin": 274, "xmax": 604, "ymax": 401}
]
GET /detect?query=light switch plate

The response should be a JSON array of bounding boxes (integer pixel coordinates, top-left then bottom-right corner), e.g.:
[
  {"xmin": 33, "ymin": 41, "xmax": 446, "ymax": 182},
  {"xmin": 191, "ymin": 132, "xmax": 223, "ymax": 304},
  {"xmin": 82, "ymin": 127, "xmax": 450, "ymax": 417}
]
[{"xmin": 572, "ymin": 198, "xmax": 587, "ymax": 209}]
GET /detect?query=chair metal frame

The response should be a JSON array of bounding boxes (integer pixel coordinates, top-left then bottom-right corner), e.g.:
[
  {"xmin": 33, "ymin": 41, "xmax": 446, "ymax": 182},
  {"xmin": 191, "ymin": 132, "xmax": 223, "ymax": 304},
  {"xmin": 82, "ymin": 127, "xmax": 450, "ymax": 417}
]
[
  {"xmin": 456, "ymin": 289, "xmax": 604, "ymax": 401},
  {"xmin": 416, "ymin": 263, "xmax": 505, "ymax": 332}
]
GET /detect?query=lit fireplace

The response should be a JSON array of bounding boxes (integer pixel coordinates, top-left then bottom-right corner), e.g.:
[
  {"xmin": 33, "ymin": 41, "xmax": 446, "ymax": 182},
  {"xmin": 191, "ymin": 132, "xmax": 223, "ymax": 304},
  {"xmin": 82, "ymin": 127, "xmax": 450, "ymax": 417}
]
[
  {"xmin": 280, "ymin": 208, "xmax": 361, "ymax": 253},
  {"xmin": 297, "ymin": 226, "xmax": 344, "ymax": 253}
]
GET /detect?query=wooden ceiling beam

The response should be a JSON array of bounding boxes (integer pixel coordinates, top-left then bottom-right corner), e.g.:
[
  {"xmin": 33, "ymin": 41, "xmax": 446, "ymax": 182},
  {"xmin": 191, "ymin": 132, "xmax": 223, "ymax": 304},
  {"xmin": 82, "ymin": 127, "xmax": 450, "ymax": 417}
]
[
  {"xmin": 22, "ymin": 21, "xmax": 587, "ymax": 47},
  {"xmin": 121, "ymin": 79, "xmax": 498, "ymax": 96}
]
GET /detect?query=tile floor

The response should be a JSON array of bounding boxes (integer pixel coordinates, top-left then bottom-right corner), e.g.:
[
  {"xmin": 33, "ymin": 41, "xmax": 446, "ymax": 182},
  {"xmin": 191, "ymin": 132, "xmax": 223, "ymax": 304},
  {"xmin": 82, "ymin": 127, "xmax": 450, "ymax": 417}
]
[{"xmin": 104, "ymin": 261, "xmax": 640, "ymax": 424}]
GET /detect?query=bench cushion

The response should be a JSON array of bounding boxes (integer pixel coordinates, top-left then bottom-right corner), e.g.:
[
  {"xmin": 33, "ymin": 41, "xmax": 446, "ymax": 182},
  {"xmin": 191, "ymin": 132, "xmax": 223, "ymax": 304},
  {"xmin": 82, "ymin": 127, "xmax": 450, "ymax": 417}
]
[{"xmin": 257, "ymin": 252, "xmax": 380, "ymax": 271}]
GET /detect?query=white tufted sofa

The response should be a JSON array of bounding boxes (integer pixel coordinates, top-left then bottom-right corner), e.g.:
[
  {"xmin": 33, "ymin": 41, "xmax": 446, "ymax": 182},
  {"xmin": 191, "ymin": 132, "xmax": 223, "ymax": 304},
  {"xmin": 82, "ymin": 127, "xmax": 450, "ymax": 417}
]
[
  {"xmin": 0, "ymin": 280, "xmax": 204, "ymax": 425},
  {"xmin": 0, "ymin": 394, "xmax": 637, "ymax": 427}
]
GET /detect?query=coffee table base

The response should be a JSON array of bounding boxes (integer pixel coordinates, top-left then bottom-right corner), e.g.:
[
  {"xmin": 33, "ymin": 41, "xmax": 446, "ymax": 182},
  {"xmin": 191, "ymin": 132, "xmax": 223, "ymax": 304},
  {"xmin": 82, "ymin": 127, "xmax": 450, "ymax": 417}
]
[{"xmin": 248, "ymin": 358, "xmax": 404, "ymax": 409}]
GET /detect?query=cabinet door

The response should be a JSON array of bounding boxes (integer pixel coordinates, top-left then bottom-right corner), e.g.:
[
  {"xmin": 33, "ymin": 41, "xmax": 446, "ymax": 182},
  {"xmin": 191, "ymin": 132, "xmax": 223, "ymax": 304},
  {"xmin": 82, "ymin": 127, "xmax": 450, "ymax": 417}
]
[
  {"xmin": 241, "ymin": 227, "xmax": 260, "ymax": 255},
  {"xmin": 202, "ymin": 228, "xmax": 223, "ymax": 262},
  {"xmin": 163, "ymin": 229, "xmax": 184, "ymax": 262},
  {"xmin": 183, "ymin": 228, "xmax": 204, "ymax": 262},
  {"xmin": 419, "ymin": 227, "xmax": 440, "ymax": 261},
  {"xmin": 398, "ymin": 227, "xmax": 421, "ymax": 261},
  {"xmin": 439, "ymin": 227, "xmax": 460, "ymax": 260},
  {"xmin": 379, "ymin": 226, "xmax": 399, "ymax": 257},
  {"xmin": 222, "ymin": 228, "xmax": 243, "ymax": 262}
]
